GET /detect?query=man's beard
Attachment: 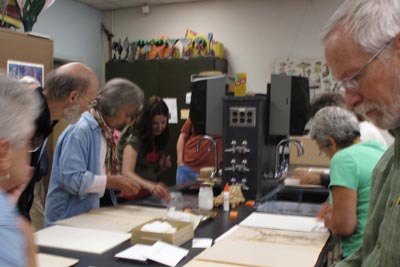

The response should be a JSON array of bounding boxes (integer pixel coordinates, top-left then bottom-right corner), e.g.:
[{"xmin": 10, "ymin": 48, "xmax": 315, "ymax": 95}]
[
  {"xmin": 63, "ymin": 103, "xmax": 81, "ymax": 124},
  {"xmin": 354, "ymin": 94, "xmax": 400, "ymax": 130}
]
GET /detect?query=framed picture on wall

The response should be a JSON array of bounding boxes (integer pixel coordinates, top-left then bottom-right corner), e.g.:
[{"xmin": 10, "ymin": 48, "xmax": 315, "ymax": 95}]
[{"xmin": 7, "ymin": 60, "xmax": 44, "ymax": 87}]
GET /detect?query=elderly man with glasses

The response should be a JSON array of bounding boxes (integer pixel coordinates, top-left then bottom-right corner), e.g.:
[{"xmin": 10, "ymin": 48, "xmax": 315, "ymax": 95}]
[
  {"xmin": 322, "ymin": 0, "xmax": 400, "ymax": 266},
  {"xmin": 18, "ymin": 62, "xmax": 99, "ymax": 230}
]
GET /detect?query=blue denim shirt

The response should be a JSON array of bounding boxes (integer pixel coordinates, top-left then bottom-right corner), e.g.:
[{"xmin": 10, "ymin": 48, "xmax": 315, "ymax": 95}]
[
  {"xmin": 0, "ymin": 190, "xmax": 25, "ymax": 267},
  {"xmin": 45, "ymin": 112, "xmax": 116, "ymax": 226}
]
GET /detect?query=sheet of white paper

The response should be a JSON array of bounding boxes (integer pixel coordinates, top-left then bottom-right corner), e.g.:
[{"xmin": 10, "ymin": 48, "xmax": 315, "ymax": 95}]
[
  {"xmin": 239, "ymin": 212, "xmax": 326, "ymax": 232},
  {"xmin": 163, "ymin": 98, "xmax": 178, "ymax": 124},
  {"xmin": 115, "ymin": 244, "xmax": 152, "ymax": 262},
  {"xmin": 146, "ymin": 241, "xmax": 189, "ymax": 267},
  {"xmin": 192, "ymin": 238, "xmax": 213, "ymax": 248},
  {"xmin": 37, "ymin": 253, "xmax": 79, "ymax": 267},
  {"xmin": 35, "ymin": 225, "xmax": 130, "ymax": 254},
  {"xmin": 309, "ymin": 167, "xmax": 330, "ymax": 174},
  {"xmin": 185, "ymin": 92, "xmax": 191, "ymax": 104},
  {"xmin": 214, "ymin": 225, "xmax": 239, "ymax": 242}
]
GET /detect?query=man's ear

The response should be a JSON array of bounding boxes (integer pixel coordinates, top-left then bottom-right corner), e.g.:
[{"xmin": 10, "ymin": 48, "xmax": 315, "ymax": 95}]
[{"xmin": 67, "ymin": 90, "xmax": 80, "ymax": 105}]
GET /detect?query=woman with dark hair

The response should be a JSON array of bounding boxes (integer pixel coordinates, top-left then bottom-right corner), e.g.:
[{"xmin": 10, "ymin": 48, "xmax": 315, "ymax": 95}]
[{"xmin": 117, "ymin": 96, "xmax": 171, "ymax": 200}]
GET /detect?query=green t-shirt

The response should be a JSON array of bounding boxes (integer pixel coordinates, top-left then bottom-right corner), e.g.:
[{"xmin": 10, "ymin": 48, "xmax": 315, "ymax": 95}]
[
  {"xmin": 329, "ymin": 140, "xmax": 386, "ymax": 257},
  {"xmin": 117, "ymin": 125, "xmax": 162, "ymax": 182}
]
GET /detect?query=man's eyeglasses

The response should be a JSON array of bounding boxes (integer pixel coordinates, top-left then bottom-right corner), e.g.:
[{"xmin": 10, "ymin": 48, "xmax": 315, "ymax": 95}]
[
  {"xmin": 79, "ymin": 92, "xmax": 97, "ymax": 107},
  {"xmin": 340, "ymin": 40, "xmax": 392, "ymax": 92}
]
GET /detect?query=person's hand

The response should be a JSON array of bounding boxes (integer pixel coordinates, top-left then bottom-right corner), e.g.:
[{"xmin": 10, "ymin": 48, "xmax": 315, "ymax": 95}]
[
  {"xmin": 317, "ymin": 202, "xmax": 333, "ymax": 229},
  {"xmin": 106, "ymin": 174, "xmax": 141, "ymax": 196},
  {"xmin": 159, "ymin": 155, "xmax": 172, "ymax": 171},
  {"xmin": 18, "ymin": 216, "xmax": 37, "ymax": 267},
  {"xmin": 150, "ymin": 182, "xmax": 170, "ymax": 201},
  {"xmin": 293, "ymin": 169, "xmax": 321, "ymax": 185}
]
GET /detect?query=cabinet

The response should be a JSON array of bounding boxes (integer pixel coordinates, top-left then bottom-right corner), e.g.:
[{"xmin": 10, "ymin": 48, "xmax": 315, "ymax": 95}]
[{"xmin": 106, "ymin": 58, "xmax": 228, "ymax": 185}]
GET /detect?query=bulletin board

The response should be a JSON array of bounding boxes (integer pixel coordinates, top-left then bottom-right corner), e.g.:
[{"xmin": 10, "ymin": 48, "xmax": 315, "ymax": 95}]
[{"xmin": 0, "ymin": 28, "xmax": 53, "ymax": 77}]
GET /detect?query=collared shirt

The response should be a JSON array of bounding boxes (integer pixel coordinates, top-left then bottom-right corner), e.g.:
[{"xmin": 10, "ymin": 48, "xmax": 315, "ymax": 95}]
[
  {"xmin": 335, "ymin": 127, "xmax": 400, "ymax": 266},
  {"xmin": 45, "ymin": 112, "xmax": 112, "ymax": 226},
  {"xmin": 0, "ymin": 190, "xmax": 25, "ymax": 267}
]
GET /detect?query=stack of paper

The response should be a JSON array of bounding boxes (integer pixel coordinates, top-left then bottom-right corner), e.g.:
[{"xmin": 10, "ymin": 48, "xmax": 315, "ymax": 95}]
[
  {"xmin": 239, "ymin": 212, "xmax": 326, "ymax": 232},
  {"xmin": 35, "ymin": 225, "xmax": 130, "ymax": 254},
  {"xmin": 185, "ymin": 226, "xmax": 329, "ymax": 267},
  {"xmin": 37, "ymin": 253, "xmax": 79, "ymax": 267},
  {"xmin": 56, "ymin": 205, "xmax": 167, "ymax": 233},
  {"xmin": 115, "ymin": 241, "xmax": 189, "ymax": 267}
]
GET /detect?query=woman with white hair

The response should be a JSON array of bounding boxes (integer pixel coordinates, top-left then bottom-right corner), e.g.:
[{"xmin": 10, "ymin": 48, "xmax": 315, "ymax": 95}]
[
  {"xmin": 0, "ymin": 75, "xmax": 41, "ymax": 267},
  {"xmin": 310, "ymin": 106, "xmax": 385, "ymax": 258}
]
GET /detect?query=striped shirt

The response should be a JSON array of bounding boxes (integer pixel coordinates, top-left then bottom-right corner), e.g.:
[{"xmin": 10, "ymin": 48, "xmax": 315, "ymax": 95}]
[{"xmin": 335, "ymin": 128, "xmax": 400, "ymax": 266}]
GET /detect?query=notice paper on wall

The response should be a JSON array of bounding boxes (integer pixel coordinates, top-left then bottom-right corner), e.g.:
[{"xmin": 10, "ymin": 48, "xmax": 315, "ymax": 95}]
[
  {"xmin": 163, "ymin": 98, "xmax": 178, "ymax": 124},
  {"xmin": 180, "ymin": 109, "xmax": 189, "ymax": 120}
]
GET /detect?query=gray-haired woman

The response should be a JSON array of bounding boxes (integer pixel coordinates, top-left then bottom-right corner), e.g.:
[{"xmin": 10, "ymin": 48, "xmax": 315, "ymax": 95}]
[
  {"xmin": 0, "ymin": 75, "xmax": 41, "ymax": 267},
  {"xmin": 310, "ymin": 106, "xmax": 385, "ymax": 258}
]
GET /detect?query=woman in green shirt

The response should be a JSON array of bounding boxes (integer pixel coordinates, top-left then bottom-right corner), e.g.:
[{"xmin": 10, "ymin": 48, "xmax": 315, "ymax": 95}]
[
  {"xmin": 310, "ymin": 106, "xmax": 386, "ymax": 258},
  {"xmin": 117, "ymin": 96, "xmax": 170, "ymax": 200}
]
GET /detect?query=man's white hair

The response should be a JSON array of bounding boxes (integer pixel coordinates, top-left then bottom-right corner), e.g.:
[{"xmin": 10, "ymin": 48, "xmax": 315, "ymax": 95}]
[
  {"xmin": 322, "ymin": 0, "xmax": 400, "ymax": 53},
  {"xmin": 0, "ymin": 75, "xmax": 40, "ymax": 146}
]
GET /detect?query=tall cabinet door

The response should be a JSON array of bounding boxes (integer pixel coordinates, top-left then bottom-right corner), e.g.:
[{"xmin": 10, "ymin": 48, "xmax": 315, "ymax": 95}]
[{"xmin": 106, "ymin": 61, "xmax": 160, "ymax": 98}]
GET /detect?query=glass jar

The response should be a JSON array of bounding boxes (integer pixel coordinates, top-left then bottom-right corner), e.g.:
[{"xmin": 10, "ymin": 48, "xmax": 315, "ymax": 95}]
[
  {"xmin": 167, "ymin": 191, "xmax": 183, "ymax": 212},
  {"xmin": 198, "ymin": 186, "xmax": 214, "ymax": 211}
]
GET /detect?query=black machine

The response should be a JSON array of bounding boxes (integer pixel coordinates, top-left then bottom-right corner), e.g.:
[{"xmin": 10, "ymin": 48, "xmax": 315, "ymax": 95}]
[
  {"xmin": 269, "ymin": 74, "xmax": 310, "ymax": 136},
  {"xmin": 189, "ymin": 75, "xmax": 226, "ymax": 135},
  {"xmin": 221, "ymin": 74, "xmax": 310, "ymax": 200}
]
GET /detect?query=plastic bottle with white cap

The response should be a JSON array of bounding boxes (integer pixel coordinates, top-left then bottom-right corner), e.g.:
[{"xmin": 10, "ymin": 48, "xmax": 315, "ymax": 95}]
[{"xmin": 223, "ymin": 182, "xmax": 230, "ymax": 212}]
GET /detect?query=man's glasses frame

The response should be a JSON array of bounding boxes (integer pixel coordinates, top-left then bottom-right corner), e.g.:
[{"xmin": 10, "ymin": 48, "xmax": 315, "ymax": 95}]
[{"xmin": 340, "ymin": 39, "xmax": 392, "ymax": 92}]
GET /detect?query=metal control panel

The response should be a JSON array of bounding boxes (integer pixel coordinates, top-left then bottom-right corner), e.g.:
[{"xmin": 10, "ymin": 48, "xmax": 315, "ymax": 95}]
[
  {"xmin": 222, "ymin": 96, "xmax": 275, "ymax": 200},
  {"xmin": 229, "ymin": 107, "xmax": 256, "ymax": 127}
]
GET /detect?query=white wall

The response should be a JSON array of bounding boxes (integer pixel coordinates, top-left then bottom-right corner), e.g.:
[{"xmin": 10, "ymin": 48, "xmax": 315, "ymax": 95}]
[
  {"xmin": 32, "ymin": 0, "xmax": 103, "ymax": 78},
  {"xmin": 104, "ymin": 0, "xmax": 343, "ymax": 94}
]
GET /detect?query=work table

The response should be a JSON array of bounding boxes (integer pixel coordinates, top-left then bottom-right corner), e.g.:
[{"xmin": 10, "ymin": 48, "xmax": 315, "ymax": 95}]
[
  {"xmin": 38, "ymin": 181, "xmax": 333, "ymax": 267},
  {"xmin": 39, "ymin": 203, "xmax": 255, "ymax": 267}
]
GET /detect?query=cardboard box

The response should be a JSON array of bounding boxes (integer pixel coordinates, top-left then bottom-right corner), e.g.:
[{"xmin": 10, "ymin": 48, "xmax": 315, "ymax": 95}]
[
  {"xmin": 289, "ymin": 136, "xmax": 330, "ymax": 167},
  {"xmin": 131, "ymin": 219, "xmax": 194, "ymax": 246}
]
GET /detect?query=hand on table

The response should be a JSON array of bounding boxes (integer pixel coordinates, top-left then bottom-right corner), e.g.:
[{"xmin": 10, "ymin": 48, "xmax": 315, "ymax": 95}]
[{"xmin": 317, "ymin": 202, "xmax": 333, "ymax": 229}]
